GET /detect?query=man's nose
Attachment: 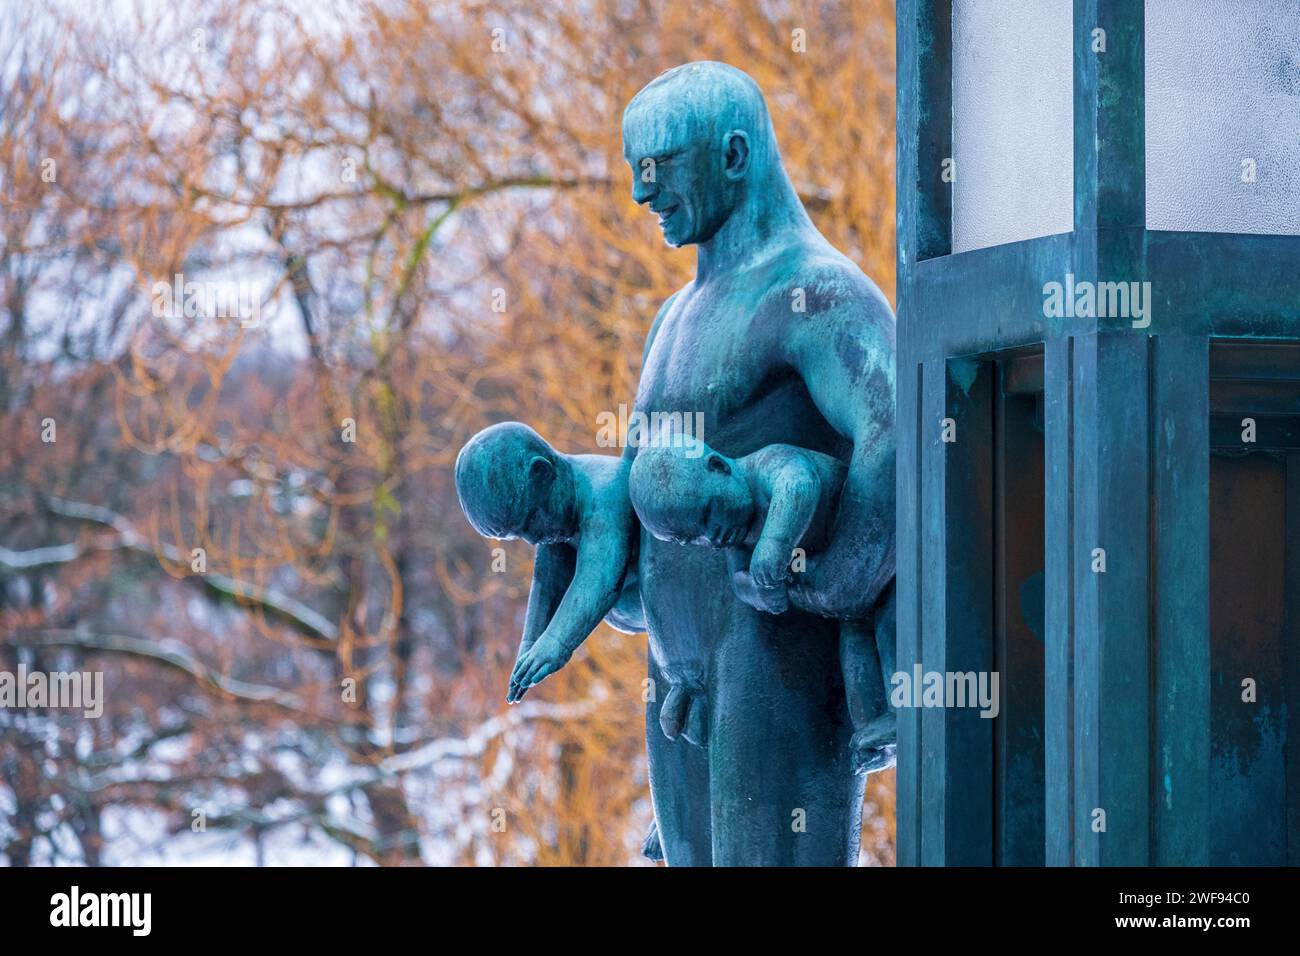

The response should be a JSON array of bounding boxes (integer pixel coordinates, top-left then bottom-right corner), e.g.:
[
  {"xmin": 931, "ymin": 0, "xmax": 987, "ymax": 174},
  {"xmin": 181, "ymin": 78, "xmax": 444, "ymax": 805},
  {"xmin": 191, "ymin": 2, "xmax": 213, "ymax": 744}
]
[{"xmin": 631, "ymin": 173, "xmax": 656, "ymax": 206}]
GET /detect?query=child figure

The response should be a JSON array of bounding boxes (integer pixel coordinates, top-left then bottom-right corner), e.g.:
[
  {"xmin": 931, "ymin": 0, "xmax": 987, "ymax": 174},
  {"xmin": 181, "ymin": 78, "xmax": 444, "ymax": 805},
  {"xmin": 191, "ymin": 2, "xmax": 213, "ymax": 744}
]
[
  {"xmin": 629, "ymin": 437, "xmax": 895, "ymax": 774},
  {"xmin": 455, "ymin": 422, "xmax": 642, "ymax": 703}
]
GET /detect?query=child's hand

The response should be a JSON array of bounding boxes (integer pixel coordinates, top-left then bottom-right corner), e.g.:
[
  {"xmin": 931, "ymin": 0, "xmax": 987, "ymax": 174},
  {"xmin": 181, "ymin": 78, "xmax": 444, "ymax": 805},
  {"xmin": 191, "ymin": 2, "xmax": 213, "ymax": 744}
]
[
  {"xmin": 749, "ymin": 538, "xmax": 793, "ymax": 591},
  {"xmin": 507, "ymin": 635, "xmax": 573, "ymax": 702}
]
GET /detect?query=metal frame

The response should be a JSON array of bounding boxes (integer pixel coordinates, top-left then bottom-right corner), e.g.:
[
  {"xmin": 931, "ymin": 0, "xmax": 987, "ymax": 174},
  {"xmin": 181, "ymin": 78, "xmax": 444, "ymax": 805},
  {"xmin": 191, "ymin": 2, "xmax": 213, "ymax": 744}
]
[{"xmin": 896, "ymin": 0, "xmax": 1300, "ymax": 866}]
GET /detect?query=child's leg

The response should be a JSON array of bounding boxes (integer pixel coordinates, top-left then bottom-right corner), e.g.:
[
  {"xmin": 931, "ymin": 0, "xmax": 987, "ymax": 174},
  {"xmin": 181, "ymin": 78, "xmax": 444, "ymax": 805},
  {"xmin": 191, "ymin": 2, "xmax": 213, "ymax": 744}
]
[
  {"xmin": 873, "ymin": 578, "xmax": 897, "ymax": 706},
  {"xmin": 841, "ymin": 618, "xmax": 892, "ymax": 774},
  {"xmin": 842, "ymin": 580, "xmax": 899, "ymax": 774},
  {"xmin": 864, "ymin": 582, "xmax": 899, "ymax": 772},
  {"xmin": 641, "ymin": 818, "xmax": 664, "ymax": 863},
  {"xmin": 839, "ymin": 618, "xmax": 883, "ymax": 736}
]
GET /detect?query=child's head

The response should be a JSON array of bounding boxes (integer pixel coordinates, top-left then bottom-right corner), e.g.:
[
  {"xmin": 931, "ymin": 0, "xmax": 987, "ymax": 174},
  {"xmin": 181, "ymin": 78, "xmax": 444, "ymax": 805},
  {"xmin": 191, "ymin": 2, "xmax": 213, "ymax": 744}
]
[
  {"xmin": 630, "ymin": 439, "xmax": 754, "ymax": 548},
  {"xmin": 455, "ymin": 422, "xmax": 575, "ymax": 544}
]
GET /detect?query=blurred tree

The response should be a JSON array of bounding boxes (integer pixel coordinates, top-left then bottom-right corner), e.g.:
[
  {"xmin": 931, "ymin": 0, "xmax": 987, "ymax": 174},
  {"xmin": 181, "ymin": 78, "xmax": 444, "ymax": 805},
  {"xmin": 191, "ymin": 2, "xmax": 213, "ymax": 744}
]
[{"xmin": 0, "ymin": 0, "xmax": 895, "ymax": 866}]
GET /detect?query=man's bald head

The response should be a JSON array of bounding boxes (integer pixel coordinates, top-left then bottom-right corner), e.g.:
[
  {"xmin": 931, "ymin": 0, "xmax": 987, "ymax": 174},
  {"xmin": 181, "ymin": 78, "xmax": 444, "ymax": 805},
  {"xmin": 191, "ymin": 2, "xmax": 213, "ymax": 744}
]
[
  {"xmin": 623, "ymin": 61, "xmax": 775, "ymax": 167},
  {"xmin": 622, "ymin": 61, "xmax": 786, "ymax": 248}
]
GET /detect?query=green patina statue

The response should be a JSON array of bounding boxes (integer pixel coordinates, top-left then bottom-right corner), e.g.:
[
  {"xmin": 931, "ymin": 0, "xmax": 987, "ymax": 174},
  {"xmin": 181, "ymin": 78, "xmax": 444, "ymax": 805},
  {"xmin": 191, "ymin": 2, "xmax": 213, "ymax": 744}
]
[
  {"xmin": 629, "ymin": 435, "xmax": 897, "ymax": 776},
  {"xmin": 454, "ymin": 422, "xmax": 644, "ymax": 704},
  {"xmin": 457, "ymin": 61, "xmax": 896, "ymax": 866}
]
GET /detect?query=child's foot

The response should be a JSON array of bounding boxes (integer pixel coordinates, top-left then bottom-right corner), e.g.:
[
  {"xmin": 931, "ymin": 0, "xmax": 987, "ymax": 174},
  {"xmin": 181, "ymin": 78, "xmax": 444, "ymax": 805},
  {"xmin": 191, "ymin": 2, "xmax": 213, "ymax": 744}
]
[
  {"xmin": 641, "ymin": 819, "xmax": 664, "ymax": 862},
  {"xmin": 850, "ymin": 714, "xmax": 897, "ymax": 775},
  {"xmin": 853, "ymin": 741, "xmax": 897, "ymax": 775}
]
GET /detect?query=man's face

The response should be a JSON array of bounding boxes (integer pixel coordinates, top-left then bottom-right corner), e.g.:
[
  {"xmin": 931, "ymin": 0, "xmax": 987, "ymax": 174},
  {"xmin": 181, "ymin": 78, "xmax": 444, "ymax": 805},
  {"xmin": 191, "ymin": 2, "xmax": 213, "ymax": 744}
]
[{"xmin": 623, "ymin": 105, "xmax": 734, "ymax": 247}]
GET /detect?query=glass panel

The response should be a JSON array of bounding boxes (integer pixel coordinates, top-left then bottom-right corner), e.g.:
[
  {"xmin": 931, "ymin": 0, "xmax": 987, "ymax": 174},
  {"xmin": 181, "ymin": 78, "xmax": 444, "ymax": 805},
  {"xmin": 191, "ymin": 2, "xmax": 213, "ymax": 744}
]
[
  {"xmin": 951, "ymin": 0, "xmax": 1074, "ymax": 253},
  {"xmin": 1146, "ymin": 0, "xmax": 1300, "ymax": 235},
  {"xmin": 1207, "ymin": 342, "xmax": 1300, "ymax": 864}
]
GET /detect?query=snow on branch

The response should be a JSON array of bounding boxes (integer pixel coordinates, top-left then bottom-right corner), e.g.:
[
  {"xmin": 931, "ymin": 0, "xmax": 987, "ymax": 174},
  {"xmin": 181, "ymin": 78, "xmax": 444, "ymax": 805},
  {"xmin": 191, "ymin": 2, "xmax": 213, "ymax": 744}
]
[
  {"xmin": 13, "ymin": 628, "xmax": 309, "ymax": 715},
  {"xmin": 32, "ymin": 495, "xmax": 338, "ymax": 643}
]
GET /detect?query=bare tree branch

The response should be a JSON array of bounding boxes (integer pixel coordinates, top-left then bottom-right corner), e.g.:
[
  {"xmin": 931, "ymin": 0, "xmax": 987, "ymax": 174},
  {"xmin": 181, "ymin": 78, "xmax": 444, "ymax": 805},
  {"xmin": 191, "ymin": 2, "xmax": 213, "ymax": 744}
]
[
  {"xmin": 10, "ymin": 628, "xmax": 310, "ymax": 715},
  {"xmin": 36, "ymin": 495, "xmax": 339, "ymax": 643}
]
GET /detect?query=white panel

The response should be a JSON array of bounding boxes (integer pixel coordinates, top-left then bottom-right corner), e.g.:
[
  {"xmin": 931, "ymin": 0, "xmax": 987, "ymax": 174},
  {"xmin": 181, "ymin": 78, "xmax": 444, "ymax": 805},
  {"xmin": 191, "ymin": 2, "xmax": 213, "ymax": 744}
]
[
  {"xmin": 1146, "ymin": 0, "xmax": 1300, "ymax": 235},
  {"xmin": 951, "ymin": 0, "xmax": 1075, "ymax": 253}
]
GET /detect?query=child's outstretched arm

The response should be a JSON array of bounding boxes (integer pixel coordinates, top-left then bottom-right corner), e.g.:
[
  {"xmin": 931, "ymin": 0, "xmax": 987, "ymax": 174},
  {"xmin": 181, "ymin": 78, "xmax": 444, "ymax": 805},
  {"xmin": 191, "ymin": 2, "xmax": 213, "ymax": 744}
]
[
  {"xmin": 518, "ymin": 543, "xmax": 577, "ymax": 655},
  {"xmin": 508, "ymin": 496, "xmax": 634, "ymax": 701}
]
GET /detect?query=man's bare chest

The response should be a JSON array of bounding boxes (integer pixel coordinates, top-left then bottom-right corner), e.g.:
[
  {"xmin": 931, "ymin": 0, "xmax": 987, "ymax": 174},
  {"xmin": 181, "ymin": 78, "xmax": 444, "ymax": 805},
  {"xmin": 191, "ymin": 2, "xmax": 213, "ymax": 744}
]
[{"xmin": 637, "ymin": 297, "xmax": 776, "ymax": 414}]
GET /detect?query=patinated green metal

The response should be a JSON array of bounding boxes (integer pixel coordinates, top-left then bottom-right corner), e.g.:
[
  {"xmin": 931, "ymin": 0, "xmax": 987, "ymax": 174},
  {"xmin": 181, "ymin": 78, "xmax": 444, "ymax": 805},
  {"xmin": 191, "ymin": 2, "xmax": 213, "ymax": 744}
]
[
  {"xmin": 897, "ymin": 0, "xmax": 1300, "ymax": 866},
  {"xmin": 458, "ymin": 61, "xmax": 898, "ymax": 865}
]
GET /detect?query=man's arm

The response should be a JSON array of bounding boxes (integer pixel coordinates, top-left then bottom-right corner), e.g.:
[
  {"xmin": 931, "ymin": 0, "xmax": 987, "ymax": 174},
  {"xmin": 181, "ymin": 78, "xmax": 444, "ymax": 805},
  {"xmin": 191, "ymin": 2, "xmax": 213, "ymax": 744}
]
[
  {"xmin": 786, "ymin": 292, "xmax": 896, "ymax": 620},
  {"xmin": 620, "ymin": 289, "xmax": 679, "ymax": 465},
  {"xmin": 603, "ymin": 548, "xmax": 645, "ymax": 634}
]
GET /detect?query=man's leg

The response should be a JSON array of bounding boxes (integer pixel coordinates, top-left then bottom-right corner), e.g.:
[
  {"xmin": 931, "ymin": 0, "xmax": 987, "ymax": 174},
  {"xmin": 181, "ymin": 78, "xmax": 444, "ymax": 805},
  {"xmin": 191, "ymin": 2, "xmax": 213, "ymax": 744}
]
[
  {"xmin": 645, "ymin": 654, "xmax": 713, "ymax": 865},
  {"xmin": 708, "ymin": 605, "xmax": 863, "ymax": 866}
]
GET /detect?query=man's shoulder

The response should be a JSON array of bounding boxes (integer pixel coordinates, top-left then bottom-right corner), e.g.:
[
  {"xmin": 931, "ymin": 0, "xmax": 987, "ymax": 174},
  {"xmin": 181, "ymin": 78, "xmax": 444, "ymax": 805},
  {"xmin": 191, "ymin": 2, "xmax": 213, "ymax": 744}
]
[
  {"xmin": 756, "ymin": 241, "xmax": 896, "ymax": 378},
  {"xmin": 657, "ymin": 282, "xmax": 694, "ymax": 318},
  {"xmin": 761, "ymin": 241, "xmax": 893, "ymax": 323},
  {"xmin": 643, "ymin": 281, "xmax": 694, "ymax": 350}
]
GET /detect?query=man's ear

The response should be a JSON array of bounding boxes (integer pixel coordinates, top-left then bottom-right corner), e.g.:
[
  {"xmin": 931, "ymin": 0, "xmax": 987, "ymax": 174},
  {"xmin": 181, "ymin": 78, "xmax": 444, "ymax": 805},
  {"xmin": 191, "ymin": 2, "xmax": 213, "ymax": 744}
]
[
  {"xmin": 706, "ymin": 453, "xmax": 731, "ymax": 475},
  {"xmin": 721, "ymin": 130, "xmax": 750, "ymax": 181},
  {"xmin": 527, "ymin": 455, "xmax": 556, "ymax": 492}
]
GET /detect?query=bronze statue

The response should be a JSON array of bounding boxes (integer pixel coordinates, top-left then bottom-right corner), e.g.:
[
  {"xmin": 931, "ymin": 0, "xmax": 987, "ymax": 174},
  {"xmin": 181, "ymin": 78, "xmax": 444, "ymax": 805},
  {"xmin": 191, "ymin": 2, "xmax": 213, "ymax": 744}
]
[
  {"xmin": 629, "ymin": 435, "xmax": 896, "ymax": 774},
  {"xmin": 454, "ymin": 422, "xmax": 642, "ymax": 703},
  {"xmin": 457, "ymin": 61, "xmax": 896, "ymax": 865}
]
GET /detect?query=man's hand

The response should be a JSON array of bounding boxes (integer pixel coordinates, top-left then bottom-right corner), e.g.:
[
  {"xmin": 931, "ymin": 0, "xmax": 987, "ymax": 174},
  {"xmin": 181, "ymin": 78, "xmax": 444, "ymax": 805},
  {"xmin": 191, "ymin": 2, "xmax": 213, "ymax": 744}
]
[
  {"xmin": 730, "ymin": 569, "xmax": 790, "ymax": 615},
  {"xmin": 787, "ymin": 538, "xmax": 894, "ymax": 620},
  {"xmin": 755, "ymin": 582, "xmax": 790, "ymax": 614},
  {"xmin": 507, "ymin": 634, "xmax": 573, "ymax": 702},
  {"xmin": 786, "ymin": 552, "xmax": 839, "ymax": 618}
]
